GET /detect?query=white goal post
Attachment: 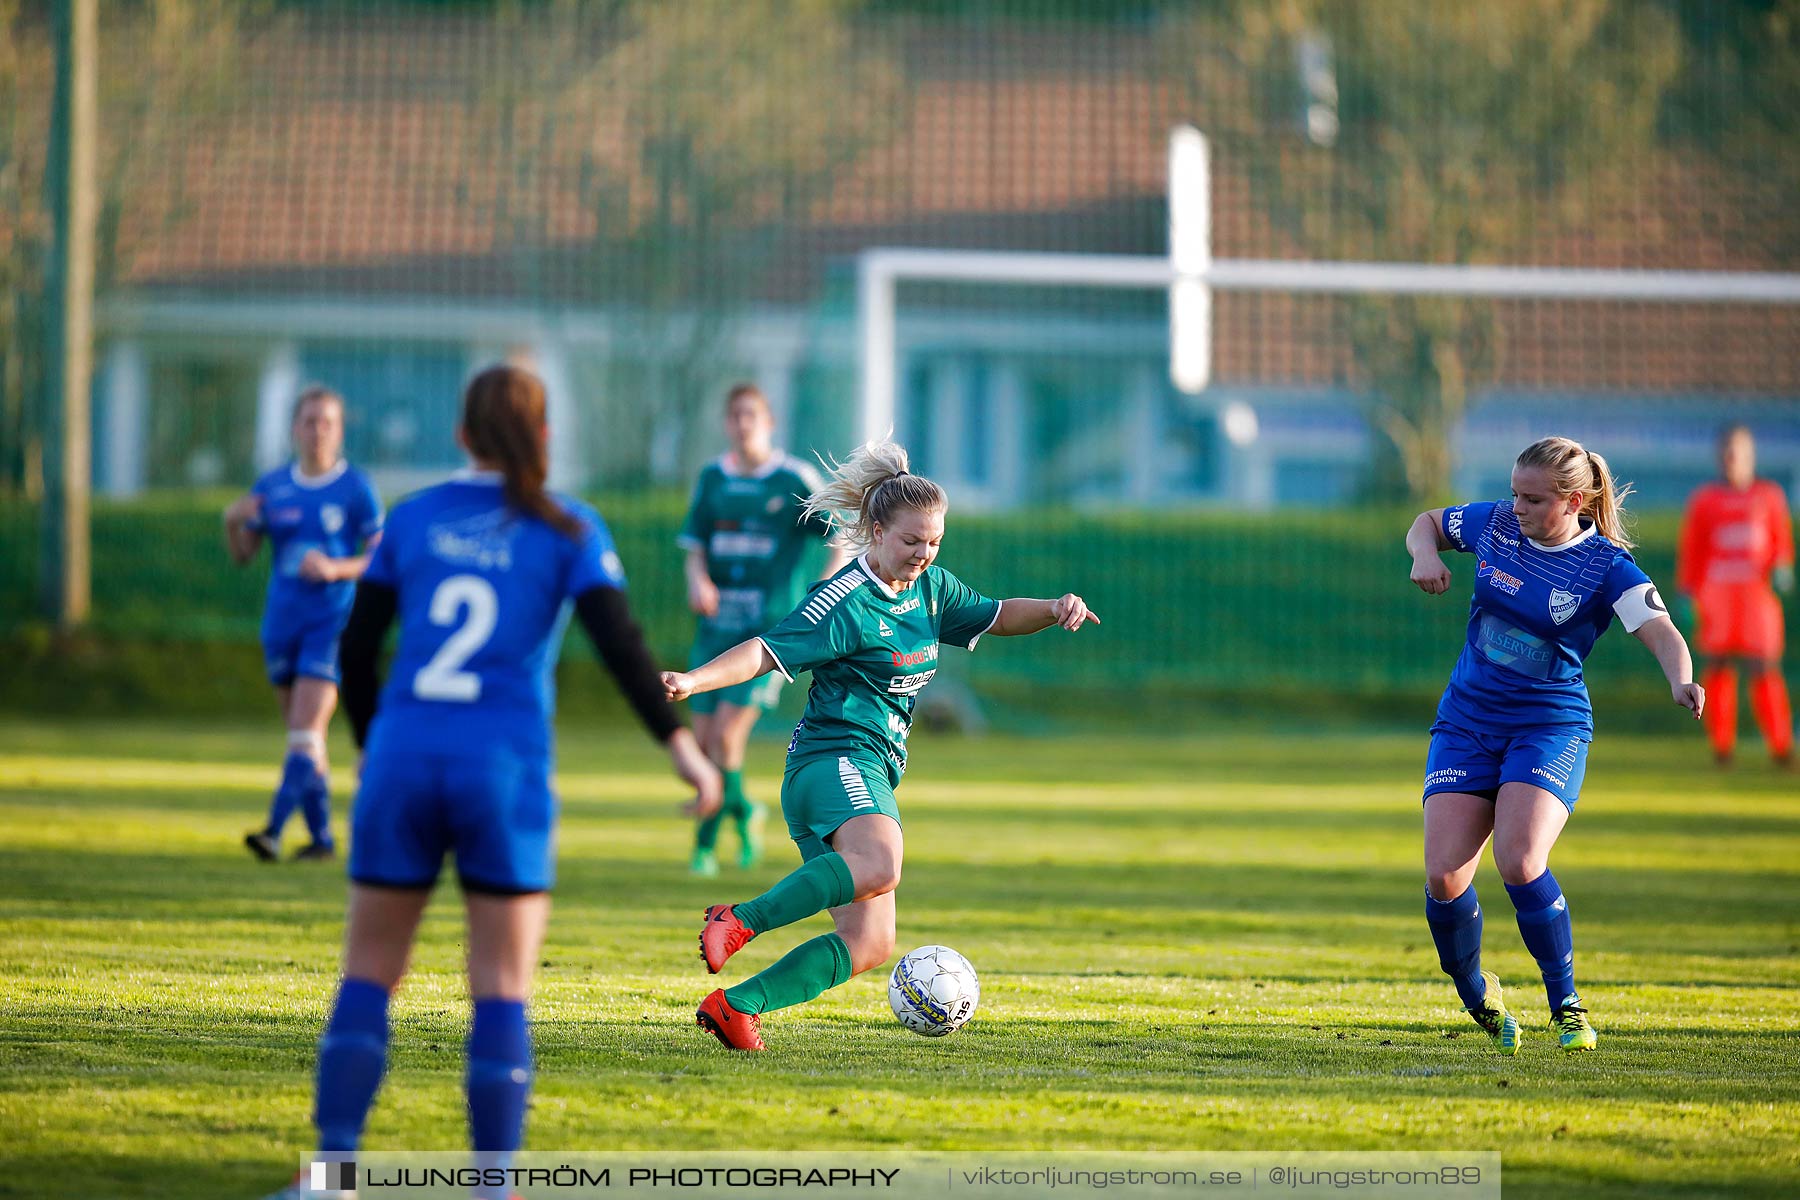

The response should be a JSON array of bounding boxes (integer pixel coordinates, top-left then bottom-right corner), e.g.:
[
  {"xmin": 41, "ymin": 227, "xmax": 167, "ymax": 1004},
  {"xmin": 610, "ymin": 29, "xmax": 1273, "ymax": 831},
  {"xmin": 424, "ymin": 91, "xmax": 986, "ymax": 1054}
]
[{"xmin": 854, "ymin": 127, "xmax": 1800, "ymax": 446}]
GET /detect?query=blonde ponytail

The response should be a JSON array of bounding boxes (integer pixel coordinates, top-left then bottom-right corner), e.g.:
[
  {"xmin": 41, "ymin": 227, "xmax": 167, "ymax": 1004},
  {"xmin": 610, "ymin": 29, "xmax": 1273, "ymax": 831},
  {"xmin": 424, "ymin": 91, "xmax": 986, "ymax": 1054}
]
[
  {"xmin": 1515, "ymin": 436, "xmax": 1635, "ymax": 549},
  {"xmin": 801, "ymin": 439, "xmax": 947, "ymax": 549},
  {"xmin": 1581, "ymin": 448, "xmax": 1634, "ymax": 550}
]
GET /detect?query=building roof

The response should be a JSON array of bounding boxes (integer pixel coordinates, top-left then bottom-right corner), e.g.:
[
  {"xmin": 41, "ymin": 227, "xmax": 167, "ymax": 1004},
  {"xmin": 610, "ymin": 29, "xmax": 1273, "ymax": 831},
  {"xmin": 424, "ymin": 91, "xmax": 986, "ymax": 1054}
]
[{"xmin": 63, "ymin": 11, "xmax": 1797, "ymax": 392}]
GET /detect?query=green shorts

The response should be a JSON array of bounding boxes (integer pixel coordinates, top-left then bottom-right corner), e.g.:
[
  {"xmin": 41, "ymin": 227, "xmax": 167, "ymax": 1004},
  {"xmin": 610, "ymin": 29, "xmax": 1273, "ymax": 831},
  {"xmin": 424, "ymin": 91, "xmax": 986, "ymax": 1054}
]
[
  {"xmin": 688, "ymin": 632, "xmax": 784, "ymax": 714},
  {"xmin": 781, "ymin": 754, "xmax": 901, "ymax": 862}
]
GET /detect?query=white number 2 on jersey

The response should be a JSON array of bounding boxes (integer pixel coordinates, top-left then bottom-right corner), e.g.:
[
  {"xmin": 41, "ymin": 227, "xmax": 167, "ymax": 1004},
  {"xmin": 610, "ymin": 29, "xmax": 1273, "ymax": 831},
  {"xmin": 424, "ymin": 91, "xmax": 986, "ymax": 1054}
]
[{"xmin": 412, "ymin": 575, "xmax": 498, "ymax": 702}]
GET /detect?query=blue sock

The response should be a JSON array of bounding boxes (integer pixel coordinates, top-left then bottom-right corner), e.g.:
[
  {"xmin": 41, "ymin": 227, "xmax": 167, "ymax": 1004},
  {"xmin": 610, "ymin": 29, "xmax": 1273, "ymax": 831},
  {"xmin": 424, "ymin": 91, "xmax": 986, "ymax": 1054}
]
[
  {"xmin": 467, "ymin": 997, "xmax": 532, "ymax": 1198},
  {"xmin": 1424, "ymin": 885, "xmax": 1488, "ymax": 1010},
  {"xmin": 1506, "ymin": 870, "xmax": 1576, "ymax": 1011},
  {"xmin": 262, "ymin": 777, "xmax": 300, "ymax": 841},
  {"xmin": 314, "ymin": 977, "xmax": 390, "ymax": 1153},
  {"xmin": 291, "ymin": 753, "xmax": 333, "ymax": 848}
]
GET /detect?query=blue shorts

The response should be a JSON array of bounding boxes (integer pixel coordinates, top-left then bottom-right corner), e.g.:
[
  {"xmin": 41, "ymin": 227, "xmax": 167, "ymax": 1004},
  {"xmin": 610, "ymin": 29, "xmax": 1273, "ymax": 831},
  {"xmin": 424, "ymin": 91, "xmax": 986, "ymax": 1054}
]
[
  {"xmin": 349, "ymin": 728, "xmax": 557, "ymax": 894},
  {"xmin": 261, "ymin": 609, "xmax": 345, "ymax": 687},
  {"xmin": 1423, "ymin": 724, "xmax": 1591, "ymax": 812}
]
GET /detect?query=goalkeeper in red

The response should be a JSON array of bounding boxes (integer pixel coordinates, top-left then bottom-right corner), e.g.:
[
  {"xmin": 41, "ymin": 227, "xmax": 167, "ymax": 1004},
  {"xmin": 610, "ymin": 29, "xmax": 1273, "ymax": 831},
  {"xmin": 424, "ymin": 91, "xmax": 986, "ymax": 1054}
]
[{"xmin": 662, "ymin": 439, "xmax": 1099, "ymax": 1050}]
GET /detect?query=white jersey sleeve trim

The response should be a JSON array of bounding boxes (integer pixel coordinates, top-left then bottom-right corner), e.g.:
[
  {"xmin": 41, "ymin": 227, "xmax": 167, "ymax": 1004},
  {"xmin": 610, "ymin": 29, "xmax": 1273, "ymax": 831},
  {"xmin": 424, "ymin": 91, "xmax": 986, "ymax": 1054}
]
[
  {"xmin": 1612, "ymin": 582, "xmax": 1668, "ymax": 633},
  {"xmin": 964, "ymin": 600, "xmax": 1004, "ymax": 651},
  {"xmin": 756, "ymin": 637, "xmax": 795, "ymax": 683},
  {"xmin": 674, "ymin": 534, "xmax": 704, "ymax": 551}
]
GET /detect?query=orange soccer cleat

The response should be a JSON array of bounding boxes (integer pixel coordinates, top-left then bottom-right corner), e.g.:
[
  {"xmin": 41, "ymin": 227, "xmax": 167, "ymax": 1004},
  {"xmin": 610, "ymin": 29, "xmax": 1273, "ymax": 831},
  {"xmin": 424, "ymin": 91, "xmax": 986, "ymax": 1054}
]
[
  {"xmin": 696, "ymin": 988, "xmax": 765, "ymax": 1051},
  {"xmin": 698, "ymin": 903, "xmax": 756, "ymax": 974}
]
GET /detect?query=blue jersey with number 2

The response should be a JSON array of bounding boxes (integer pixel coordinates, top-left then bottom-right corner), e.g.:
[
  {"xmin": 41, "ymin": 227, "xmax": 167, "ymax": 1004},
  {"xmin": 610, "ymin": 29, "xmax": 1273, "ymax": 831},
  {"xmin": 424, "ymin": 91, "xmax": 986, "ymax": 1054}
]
[
  {"xmin": 1437, "ymin": 501, "xmax": 1661, "ymax": 736},
  {"xmin": 362, "ymin": 474, "xmax": 626, "ymax": 756}
]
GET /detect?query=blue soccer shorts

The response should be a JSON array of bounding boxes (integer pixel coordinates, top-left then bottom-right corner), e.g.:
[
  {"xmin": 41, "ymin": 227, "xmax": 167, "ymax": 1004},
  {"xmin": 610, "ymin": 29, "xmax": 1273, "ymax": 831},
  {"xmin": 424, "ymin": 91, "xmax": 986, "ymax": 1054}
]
[
  {"xmin": 349, "ymin": 730, "xmax": 557, "ymax": 895},
  {"xmin": 261, "ymin": 609, "xmax": 345, "ymax": 687},
  {"xmin": 1423, "ymin": 724, "xmax": 1591, "ymax": 812}
]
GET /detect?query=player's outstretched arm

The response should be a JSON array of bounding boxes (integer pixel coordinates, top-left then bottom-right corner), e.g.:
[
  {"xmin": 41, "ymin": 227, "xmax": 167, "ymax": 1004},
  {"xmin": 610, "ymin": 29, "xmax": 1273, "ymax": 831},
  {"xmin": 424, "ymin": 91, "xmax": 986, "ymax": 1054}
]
[
  {"xmin": 1631, "ymin": 614, "xmax": 1705, "ymax": 720},
  {"xmin": 662, "ymin": 638, "xmax": 779, "ymax": 703},
  {"xmin": 989, "ymin": 594, "xmax": 1099, "ymax": 636},
  {"xmin": 1406, "ymin": 509, "xmax": 1454, "ymax": 595}
]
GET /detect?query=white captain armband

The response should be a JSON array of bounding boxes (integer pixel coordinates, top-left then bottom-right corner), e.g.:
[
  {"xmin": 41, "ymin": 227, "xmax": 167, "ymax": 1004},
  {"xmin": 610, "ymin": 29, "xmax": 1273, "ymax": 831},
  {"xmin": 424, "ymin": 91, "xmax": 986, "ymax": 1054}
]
[{"xmin": 1612, "ymin": 582, "xmax": 1668, "ymax": 633}]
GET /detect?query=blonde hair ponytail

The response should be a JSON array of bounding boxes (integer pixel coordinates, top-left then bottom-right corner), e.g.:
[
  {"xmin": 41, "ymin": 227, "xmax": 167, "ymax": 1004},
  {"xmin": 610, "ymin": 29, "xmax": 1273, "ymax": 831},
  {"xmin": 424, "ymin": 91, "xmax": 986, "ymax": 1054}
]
[
  {"xmin": 1515, "ymin": 436, "xmax": 1636, "ymax": 550},
  {"xmin": 801, "ymin": 439, "xmax": 947, "ymax": 549}
]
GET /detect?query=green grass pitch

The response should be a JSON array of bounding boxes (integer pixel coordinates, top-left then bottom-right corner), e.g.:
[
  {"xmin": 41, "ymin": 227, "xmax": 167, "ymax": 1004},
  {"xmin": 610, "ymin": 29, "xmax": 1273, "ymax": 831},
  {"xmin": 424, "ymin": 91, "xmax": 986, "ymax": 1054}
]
[{"xmin": 2, "ymin": 718, "xmax": 1797, "ymax": 1198}]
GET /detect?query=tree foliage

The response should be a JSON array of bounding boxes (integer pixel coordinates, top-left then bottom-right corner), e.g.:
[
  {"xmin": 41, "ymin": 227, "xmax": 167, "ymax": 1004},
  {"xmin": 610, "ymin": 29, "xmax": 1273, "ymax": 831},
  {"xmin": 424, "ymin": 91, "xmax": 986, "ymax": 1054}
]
[
  {"xmin": 0, "ymin": 0, "xmax": 259, "ymax": 496},
  {"xmin": 1168, "ymin": 0, "xmax": 1684, "ymax": 500}
]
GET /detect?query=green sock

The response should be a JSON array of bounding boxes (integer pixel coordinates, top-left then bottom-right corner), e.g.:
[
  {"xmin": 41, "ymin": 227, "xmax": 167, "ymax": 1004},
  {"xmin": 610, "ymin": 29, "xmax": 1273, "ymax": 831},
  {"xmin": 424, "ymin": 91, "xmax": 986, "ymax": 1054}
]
[
  {"xmin": 733, "ymin": 852, "xmax": 855, "ymax": 934},
  {"xmin": 722, "ymin": 769, "xmax": 749, "ymax": 821},
  {"xmin": 725, "ymin": 932, "xmax": 852, "ymax": 1015},
  {"xmin": 694, "ymin": 808, "xmax": 724, "ymax": 853}
]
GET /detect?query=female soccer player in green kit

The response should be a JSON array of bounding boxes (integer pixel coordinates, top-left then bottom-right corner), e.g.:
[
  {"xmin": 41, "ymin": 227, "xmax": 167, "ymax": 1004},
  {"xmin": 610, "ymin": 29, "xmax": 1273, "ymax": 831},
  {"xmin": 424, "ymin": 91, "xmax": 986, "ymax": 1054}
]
[
  {"xmin": 662, "ymin": 439, "xmax": 1099, "ymax": 1050},
  {"xmin": 677, "ymin": 384, "xmax": 846, "ymax": 876}
]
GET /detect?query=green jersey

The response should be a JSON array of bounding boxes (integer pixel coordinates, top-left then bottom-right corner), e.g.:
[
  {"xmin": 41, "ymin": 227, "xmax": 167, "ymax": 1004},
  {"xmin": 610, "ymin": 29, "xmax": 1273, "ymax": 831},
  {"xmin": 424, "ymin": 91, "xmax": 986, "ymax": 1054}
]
[
  {"xmin": 678, "ymin": 452, "xmax": 834, "ymax": 640},
  {"xmin": 758, "ymin": 555, "xmax": 1002, "ymax": 786}
]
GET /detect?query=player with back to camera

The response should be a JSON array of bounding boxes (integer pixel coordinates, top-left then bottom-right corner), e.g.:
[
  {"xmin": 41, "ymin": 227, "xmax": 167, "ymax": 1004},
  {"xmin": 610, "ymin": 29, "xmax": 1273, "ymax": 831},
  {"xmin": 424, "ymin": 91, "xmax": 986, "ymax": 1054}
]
[
  {"xmin": 1406, "ymin": 436, "xmax": 1703, "ymax": 1055},
  {"xmin": 1676, "ymin": 424, "xmax": 1794, "ymax": 766},
  {"xmin": 662, "ymin": 439, "xmax": 1099, "ymax": 1051},
  {"xmin": 263, "ymin": 365, "xmax": 720, "ymax": 1200},
  {"xmin": 225, "ymin": 385, "xmax": 383, "ymax": 864},
  {"xmin": 678, "ymin": 383, "xmax": 847, "ymax": 876}
]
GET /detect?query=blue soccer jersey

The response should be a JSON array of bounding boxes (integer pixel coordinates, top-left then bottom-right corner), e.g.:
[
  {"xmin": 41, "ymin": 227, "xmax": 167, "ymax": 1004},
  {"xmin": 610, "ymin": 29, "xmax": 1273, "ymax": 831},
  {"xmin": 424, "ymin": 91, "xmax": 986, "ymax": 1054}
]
[
  {"xmin": 360, "ymin": 472, "xmax": 626, "ymax": 756},
  {"xmin": 1436, "ymin": 501, "xmax": 1665, "ymax": 736},
  {"xmin": 248, "ymin": 461, "xmax": 383, "ymax": 684},
  {"xmin": 249, "ymin": 461, "xmax": 384, "ymax": 619}
]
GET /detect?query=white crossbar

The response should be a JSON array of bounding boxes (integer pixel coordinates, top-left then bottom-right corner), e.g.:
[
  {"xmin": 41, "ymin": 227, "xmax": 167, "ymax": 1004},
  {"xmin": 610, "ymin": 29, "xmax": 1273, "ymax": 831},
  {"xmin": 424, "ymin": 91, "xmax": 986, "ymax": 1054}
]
[{"xmin": 855, "ymin": 246, "xmax": 1800, "ymax": 442}]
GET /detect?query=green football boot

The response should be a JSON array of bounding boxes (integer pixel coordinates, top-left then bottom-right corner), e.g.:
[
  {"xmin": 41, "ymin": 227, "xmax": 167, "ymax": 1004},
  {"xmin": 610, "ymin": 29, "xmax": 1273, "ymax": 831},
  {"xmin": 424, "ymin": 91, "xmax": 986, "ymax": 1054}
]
[
  {"xmin": 735, "ymin": 801, "xmax": 766, "ymax": 870},
  {"xmin": 1551, "ymin": 994, "xmax": 1597, "ymax": 1051},
  {"xmin": 1467, "ymin": 970, "xmax": 1522, "ymax": 1055},
  {"xmin": 688, "ymin": 846, "xmax": 720, "ymax": 878}
]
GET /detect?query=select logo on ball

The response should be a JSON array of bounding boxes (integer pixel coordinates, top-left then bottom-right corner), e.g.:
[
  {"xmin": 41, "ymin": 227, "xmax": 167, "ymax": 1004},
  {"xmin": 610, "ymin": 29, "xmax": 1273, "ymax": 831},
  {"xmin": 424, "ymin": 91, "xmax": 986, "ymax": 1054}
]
[{"xmin": 888, "ymin": 945, "xmax": 980, "ymax": 1037}]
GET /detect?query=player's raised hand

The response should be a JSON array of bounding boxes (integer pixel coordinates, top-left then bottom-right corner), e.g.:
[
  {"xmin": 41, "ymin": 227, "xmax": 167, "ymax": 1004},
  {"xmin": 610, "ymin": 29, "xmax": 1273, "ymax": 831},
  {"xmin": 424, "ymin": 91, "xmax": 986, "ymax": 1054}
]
[
  {"xmin": 298, "ymin": 549, "xmax": 338, "ymax": 582},
  {"xmin": 1672, "ymin": 681, "xmax": 1705, "ymax": 719},
  {"xmin": 1411, "ymin": 555, "xmax": 1453, "ymax": 595},
  {"xmin": 662, "ymin": 670, "xmax": 697, "ymax": 702},
  {"xmin": 1053, "ymin": 593, "xmax": 1100, "ymax": 631}
]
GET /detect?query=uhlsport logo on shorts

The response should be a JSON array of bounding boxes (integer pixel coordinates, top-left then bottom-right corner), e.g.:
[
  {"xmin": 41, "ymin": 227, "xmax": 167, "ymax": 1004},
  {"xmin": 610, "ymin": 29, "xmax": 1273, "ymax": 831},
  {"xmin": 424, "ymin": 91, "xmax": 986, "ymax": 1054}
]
[{"xmin": 310, "ymin": 1160, "xmax": 355, "ymax": 1191}]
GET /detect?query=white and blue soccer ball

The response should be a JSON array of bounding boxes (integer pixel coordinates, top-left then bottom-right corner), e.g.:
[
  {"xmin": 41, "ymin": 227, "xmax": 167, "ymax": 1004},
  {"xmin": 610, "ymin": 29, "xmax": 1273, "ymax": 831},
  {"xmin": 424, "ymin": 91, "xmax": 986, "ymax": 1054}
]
[{"xmin": 887, "ymin": 945, "xmax": 979, "ymax": 1037}]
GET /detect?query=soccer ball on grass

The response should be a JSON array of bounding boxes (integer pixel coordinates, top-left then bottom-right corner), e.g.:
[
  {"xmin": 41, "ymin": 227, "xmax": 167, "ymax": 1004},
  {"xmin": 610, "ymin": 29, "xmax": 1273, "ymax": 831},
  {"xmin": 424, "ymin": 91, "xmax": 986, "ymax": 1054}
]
[{"xmin": 887, "ymin": 945, "xmax": 979, "ymax": 1037}]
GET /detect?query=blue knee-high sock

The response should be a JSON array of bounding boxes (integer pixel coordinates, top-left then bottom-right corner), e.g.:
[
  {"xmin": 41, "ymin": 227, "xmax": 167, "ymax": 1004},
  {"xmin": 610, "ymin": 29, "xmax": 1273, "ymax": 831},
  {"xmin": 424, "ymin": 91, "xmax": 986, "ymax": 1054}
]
[
  {"xmin": 1505, "ymin": 870, "xmax": 1576, "ymax": 1011},
  {"xmin": 314, "ymin": 977, "xmax": 390, "ymax": 1153},
  {"xmin": 292, "ymin": 753, "xmax": 333, "ymax": 848},
  {"xmin": 467, "ymin": 998, "xmax": 532, "ymax": 1199},
  {"xmin": 1424, "ymin": 885, "xmax": 1488, "ymax": 1010},
  {"xmin": 262, "ymin": 753, "xmax": 309, "ymax": 839}
]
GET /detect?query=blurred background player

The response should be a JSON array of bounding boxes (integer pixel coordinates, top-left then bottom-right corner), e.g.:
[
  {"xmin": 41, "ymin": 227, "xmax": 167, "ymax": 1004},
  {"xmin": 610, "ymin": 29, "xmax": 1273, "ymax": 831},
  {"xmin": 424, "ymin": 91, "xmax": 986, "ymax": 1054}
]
[
  {"xmin": 269, "ymin": 365, "xmax": 720, "ymax": 1199},
  {"xmin": 1677, "ymin": 424, "xmax": 1795, "ymax": 766},
  {"xmin": 1407, "ymin": 436, "xmax": 1703, "ymax": 1055},
  {"xmin": 678, "ymin": 383, "xmax": 846, "ymax": 876},
  {"xmin": 225, "ymin": 385, "xmax": 383, "ymax": 864},
  {"xmin": 662, "ymin": 439, "xmax": 1097, "ymax": 1051}
]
